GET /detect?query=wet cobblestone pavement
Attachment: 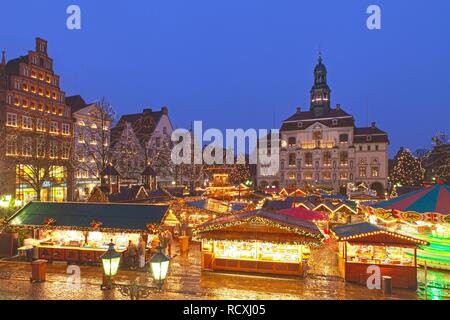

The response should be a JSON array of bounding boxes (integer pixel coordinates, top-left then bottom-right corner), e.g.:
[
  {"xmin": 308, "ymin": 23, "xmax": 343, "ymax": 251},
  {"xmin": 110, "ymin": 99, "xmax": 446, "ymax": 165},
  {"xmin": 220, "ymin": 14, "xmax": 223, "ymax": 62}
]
[{"xmin": 0, "ymin": 243, "xmax": 448, "ymax": 300}]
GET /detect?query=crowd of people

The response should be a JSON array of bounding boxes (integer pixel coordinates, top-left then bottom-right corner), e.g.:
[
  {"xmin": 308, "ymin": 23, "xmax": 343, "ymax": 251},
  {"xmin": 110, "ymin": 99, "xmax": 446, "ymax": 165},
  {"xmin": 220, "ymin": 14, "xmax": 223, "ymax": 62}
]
[{"xmin": 125, "ymin": 230, "xmax": 174, "ymax": 270}]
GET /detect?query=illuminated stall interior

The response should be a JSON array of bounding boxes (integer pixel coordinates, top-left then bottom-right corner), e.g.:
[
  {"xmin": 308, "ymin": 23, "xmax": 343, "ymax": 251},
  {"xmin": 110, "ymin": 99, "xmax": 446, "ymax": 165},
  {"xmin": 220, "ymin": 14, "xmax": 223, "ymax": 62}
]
[
  {"xmin": 8, "ymin": 202, "xmax": 170, "ymax": 263},
  {"xmin": 332, "ymin": 222, "xmax": 428, "ymax": 289},
  {"xmin": 367, "ymin": 184, "xmax": 450, "ymax": 270},
  {"xmin": 194, "ymin": 210, "xmax": 324, "ymax": 276}
]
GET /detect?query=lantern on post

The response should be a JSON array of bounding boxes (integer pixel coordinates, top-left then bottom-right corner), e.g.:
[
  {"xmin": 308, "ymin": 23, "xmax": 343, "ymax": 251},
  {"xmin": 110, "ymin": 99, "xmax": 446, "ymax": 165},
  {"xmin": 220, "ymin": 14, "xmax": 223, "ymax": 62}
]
[
  {"xmin": 100, "ymin": 242, "xmax": 121, "ymax": 290},
  {"xmin": 150, "ymin": 245, "xmax": 170, "ymax": 290}
]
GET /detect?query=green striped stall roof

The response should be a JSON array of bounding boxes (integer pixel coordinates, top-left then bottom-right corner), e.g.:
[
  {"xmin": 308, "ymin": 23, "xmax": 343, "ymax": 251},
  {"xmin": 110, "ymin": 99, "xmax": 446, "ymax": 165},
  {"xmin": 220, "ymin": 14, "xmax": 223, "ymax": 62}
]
[{"xmin": 8, "ymin": 202, "xmax": 170, "ymax": 232}]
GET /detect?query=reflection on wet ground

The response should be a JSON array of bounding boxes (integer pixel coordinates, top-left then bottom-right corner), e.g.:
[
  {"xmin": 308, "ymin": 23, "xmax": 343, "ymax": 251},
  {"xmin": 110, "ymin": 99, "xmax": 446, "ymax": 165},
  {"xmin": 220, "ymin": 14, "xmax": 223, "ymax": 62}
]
[{"xmin": 0, "ymin": 243, "xmax": 448, "ymax": 300}]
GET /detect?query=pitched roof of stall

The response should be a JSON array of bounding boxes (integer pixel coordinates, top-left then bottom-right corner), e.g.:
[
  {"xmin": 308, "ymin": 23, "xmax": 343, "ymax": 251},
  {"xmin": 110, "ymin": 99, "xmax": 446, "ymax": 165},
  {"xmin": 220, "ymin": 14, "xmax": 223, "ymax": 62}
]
[
  {"xmin": 196, "ymin": 210, "xmax": 323, "ymax": 236},
  {"xmin": 8, "ymin": 202, "xmax": 170, "ymax": 231}
]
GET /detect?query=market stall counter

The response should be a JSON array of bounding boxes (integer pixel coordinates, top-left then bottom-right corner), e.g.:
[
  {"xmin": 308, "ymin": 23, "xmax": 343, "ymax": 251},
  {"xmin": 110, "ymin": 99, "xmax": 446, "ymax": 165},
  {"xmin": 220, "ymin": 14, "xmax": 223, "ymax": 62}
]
[
  {"xmin": 332, "ymin": 222, "xmax": 429, "ymax": 290},
  {"xmin": 193, "ymin": 210, "xmax": 324, "ymax": 277},
  {"xmin": 7, "ymin": 201, "xmax": 171, "ymax": 265}
]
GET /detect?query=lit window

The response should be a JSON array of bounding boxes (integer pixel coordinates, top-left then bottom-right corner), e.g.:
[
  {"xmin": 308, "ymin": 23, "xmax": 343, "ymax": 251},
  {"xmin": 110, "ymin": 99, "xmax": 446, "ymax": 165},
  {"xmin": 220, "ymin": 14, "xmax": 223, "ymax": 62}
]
[
  {"xmin": 62, "ymin": 142, "xmax": 70, "ymax": 160},
  {"xmin": 22, "ymin": 116, "xmax": 33, "ymax": 130},
  {"xmin": 37, "ymin": 138, "xmax": 45, "ymax": 157},
  {"xmin": 22, "ymin": 137, "xmax": 33, "ymax": 157},
  {"xmin": 49, "ymin": 141, "xmax": 58, "ymax": 159},
  {"xmin": 62, "ymin": 123, "xmax": 70, "ymax": 136},
  {"xmin": 359, "ymin": 167, "xmax": 367, "ymax": 178},
  {"xmin": 6, "ymin": 113, "xmax": 18, "ymax": 127},
  {"xmin": 6, "ymin": 135, "xmax": 18, "ymax": 156},
  {"xmin": 371, "ymin": 167, "xmax": 379, "ymax": 177},
  {"xmin": 50, "ymin": 121, "xmax": 59, "ymax": 134}
]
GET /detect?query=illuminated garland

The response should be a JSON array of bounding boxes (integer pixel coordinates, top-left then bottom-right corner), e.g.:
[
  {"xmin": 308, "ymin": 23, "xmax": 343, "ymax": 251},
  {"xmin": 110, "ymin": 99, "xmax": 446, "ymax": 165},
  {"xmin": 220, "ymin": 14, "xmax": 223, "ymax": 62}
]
[
  {"xmin": 193, "ymin": 216, "xmax": 324, "ymax": 242},
  {"xmin": 361, "ymin": 205, "xmax": 450, "ymax": 225},
  {"xmin": 9, "ymin": 224, "xmax": 160, "ymax": 234},
  {"xmin": 331, "ymin": 229, "xmax": 429, "ymax": 246}
]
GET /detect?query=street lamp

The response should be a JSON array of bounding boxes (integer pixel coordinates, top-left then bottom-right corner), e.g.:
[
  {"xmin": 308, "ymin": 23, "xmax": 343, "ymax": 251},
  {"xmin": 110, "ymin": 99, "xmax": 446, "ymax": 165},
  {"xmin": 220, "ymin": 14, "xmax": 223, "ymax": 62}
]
[
  {"xmin": 100, "ymin": 243, "xmax": 171, "ymax": 299},
  {"xmin": 100, "ymin": 242, "xmax": 121, "ymax": 290},
  {"xmin": 150, "ymin": 245, "xmax": 170, "ymax": 291}
]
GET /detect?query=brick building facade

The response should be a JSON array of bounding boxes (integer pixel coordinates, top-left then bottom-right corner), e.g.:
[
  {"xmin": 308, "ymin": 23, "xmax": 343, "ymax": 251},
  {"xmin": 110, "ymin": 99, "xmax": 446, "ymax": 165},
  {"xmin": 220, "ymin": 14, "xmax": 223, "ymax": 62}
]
[{"xmin": 0, "ymin": 38, "xmax": 73, "ymax": 202}]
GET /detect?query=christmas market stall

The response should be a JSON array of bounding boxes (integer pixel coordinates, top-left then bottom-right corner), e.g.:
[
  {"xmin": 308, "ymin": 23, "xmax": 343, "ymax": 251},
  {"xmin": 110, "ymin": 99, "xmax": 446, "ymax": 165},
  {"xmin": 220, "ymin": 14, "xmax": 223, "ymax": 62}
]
[
  {"xmin": 362, "ymin": 184, "xmax": 450, "ymax": 270},
  {"xmin": 332, "ymin": 222, "xmax": 429, "ymax": 289},
  {"xmin": 6, "ymin": 202, "xmax": 171, "ymax": 264},
  {"xmin": 193, "ymin": 210, "xmax": 324, "ymax": 277}
]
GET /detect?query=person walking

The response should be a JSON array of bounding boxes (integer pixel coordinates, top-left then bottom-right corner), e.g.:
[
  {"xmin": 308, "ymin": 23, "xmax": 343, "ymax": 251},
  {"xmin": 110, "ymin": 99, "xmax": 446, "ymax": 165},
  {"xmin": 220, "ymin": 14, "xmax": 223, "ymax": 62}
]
[
  {"xmin": 127, "ymin": 240, "xmax": 138, "ymax": 269},
  {"xmin": 138, "ymin": 237, "xmax": 147, "ymax": 269}
]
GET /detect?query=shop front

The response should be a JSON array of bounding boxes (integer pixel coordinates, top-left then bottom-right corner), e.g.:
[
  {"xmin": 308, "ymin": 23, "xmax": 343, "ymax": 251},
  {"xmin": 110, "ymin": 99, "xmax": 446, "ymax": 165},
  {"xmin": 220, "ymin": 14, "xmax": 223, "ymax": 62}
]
[
  {"xmin": 194, "ymin": 210, "xmax": 324, "ymax": 277},
  {"xmin": 15, "ymin": 165, "xmax": 68, "ymax": 203},
  {"xmin": 332, "ymin": 222, "xmax": 428, "ymax": 290},
  {"xmin": 7, "ymin": 201, "xmax": 171, "ymax": 264}
]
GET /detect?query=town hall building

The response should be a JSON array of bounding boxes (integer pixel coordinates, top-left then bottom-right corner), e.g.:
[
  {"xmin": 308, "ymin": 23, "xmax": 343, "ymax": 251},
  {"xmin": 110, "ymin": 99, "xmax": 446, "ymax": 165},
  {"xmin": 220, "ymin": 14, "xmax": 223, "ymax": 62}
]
[{"xmin": 257, "ymin": 55, "xmax": 389, "ymax": 196}]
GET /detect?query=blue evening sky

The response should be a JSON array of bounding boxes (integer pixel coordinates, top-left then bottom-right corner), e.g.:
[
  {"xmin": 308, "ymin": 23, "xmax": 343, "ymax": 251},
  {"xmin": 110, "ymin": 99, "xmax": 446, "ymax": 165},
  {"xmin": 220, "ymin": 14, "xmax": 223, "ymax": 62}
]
[{"xmin": 1, "ymin": 0, "xmax": 449, "ymax": 157}]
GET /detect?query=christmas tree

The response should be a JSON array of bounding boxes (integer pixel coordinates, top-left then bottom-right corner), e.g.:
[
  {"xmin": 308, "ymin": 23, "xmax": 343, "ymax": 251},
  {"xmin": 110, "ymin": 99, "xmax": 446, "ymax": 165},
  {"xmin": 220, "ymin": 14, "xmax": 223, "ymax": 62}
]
[{"xmin": 389, "ymin": 148, "xmax": 424, "ymax": 187}]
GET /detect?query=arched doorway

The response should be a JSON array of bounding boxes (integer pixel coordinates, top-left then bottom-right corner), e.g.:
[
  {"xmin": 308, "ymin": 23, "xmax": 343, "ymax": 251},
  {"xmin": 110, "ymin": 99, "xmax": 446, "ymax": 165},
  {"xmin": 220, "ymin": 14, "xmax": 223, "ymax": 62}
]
[{"xmin": 371, "ymin": 182, "xmax": 384, "ymax": 197}]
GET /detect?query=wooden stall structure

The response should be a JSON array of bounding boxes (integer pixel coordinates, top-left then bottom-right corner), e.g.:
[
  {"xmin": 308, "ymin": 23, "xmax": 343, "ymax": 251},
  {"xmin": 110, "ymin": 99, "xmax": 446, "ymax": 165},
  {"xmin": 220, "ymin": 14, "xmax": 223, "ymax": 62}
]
[
  {"xmin": 194, "ymin": 210, "xmax": 324, "ymax": 277},
  {"xmin": 332, "ymin": 222, "xmax": 429, "ymax": 290},
  {"xmin": 7, "ymin": 202, "xmax": 171, "ymax": 264}
]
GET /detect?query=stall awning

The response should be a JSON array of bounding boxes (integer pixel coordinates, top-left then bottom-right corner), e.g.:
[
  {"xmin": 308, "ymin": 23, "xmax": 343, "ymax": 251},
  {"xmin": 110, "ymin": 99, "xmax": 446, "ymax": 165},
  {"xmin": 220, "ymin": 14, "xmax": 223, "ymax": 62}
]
[
  {"xmin": 372, "ymin": 184, "xmax": 450, "ymax": 215},
  {"xmin": 8, "ymin": 202, "xmax": 170, "ymax": 232},
  {"xmin": 331, "ymin": 222, "xmax": 428, "ymax": 247}
]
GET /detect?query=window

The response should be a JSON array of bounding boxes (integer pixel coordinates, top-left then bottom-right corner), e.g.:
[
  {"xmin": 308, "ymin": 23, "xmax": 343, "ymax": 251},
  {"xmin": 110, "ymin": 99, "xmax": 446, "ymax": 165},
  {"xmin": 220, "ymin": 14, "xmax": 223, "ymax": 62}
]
[
  {"xmin": 323, "ymin": 152, "xmax": 331, "ymax": 166},
  {"xmin": 36, "ymin": 119, "xmax": 45, "ymax": 132},
  {"xmin": 62, "ymin": 123, "xmax": 70, "ymax": 136},
  {"xmin": 323, "ymin": 172, "xmax": 331, "ymax": 180},
  {"xmin": 340, "ymin": 172, "xmax": 348, "ymax": 180},
  {"xmin": 90, "ymin": 136, "xmax": 97, "ymax": 145},
  {"xmin": 289, "ymin": 153, "xmax": 296, "ymax": 166},
  {"xmin": 22, "ymin": 137, "xmax": 32, "ymax": 157},
  {"xmin": 50, "ymin": 121, "xmax": 59, "ymax": 134},
  {"xmin": 37, "ymin": 138, "xmax": 45, "ymax": 158},
  {"xmin": 22, "ymin": 116, "xmax": 32, "ymax": 130},
  {"xmin": 339, "ymin": 134, "xmax": 349, "ymax": 143},
  {"xmin": 6, "ymin": 113, "xmax": 18, "ymax": 127},
  {"xmin": 371, "ymin": 167, "xmax": 379, "ymax": 177},
  {"xmin": 163, "ymin": 127, "xmax": 167, "ymax": 135},
  {"xmin": 359, "ymin": 166, "xmax": 367, "ymax": 178},
  {"xmin": 368, "ymin": 145, "xmax": 371, "ymax": 151},
  {"xmin": 288, "ymin": 137, "xmax": 297, "ymax": 147},
  {"xmin": 375, "ymin": 145, "xmax": 379, "ymax": 151},
  {"xmin": 340, "ymin": 152, "xmax": 348, "ymax": 166},
  {"xmin": 298, "ymin": 122, "xmax": 303, "ymax": 128},
  {"xmin": 332, "ymin": 119, "xmax": 339, "ymax": 126},
  {"xmin": 62, "ymin": 142, "xmax": 70, "ymax": 160},
  {"xmin": 304, "ymin": 172, "xmax": 313, "ymax": 180},
  {"xmin": 156, "ymin": 137, "xmax": 161, "ymax": 148},
  {"xmin": 49, "ymin": 140, "xmax": 58, "ymax": 158},
  {"xmin": 305, "ymin": 152, "xmax": 313, "ymax": 166},
  {"xmin": 359, "ymin": 145, "xmax": 363, "ymax": 151},
  {"xmin": 6, "ymin": 135, "xmax": 18, "ymax": 156}
]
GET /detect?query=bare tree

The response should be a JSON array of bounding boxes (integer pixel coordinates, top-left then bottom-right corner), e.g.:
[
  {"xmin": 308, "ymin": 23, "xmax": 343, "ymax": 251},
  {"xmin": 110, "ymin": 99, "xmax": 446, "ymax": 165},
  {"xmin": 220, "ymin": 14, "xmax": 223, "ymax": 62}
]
[{"xmin": 0, "ymin": 107, "xmax": 73, "ymax": 201}]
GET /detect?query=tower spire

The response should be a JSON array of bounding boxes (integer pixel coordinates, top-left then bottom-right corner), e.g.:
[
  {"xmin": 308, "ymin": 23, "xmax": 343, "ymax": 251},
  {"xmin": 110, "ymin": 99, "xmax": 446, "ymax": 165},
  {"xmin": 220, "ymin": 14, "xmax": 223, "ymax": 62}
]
[
  {"xmin": 1, "ymin": 50, "xmax": 5, "ymax": 65},
  {"xmin": 310, "ymin": 52, "xmax": 331, "ymax": 117}
]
